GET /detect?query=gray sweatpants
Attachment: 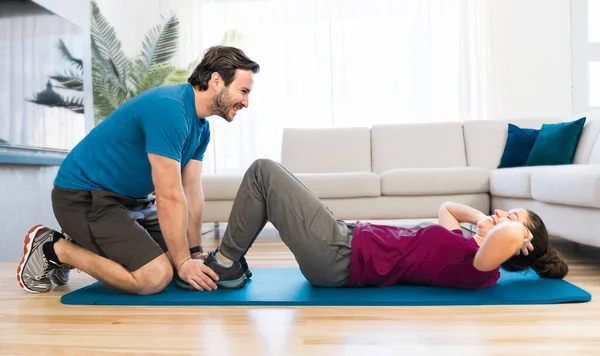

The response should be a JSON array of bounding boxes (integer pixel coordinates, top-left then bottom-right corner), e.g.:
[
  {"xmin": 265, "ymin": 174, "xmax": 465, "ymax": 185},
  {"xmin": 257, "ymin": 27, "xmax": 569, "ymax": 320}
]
[{"xmin": 218, "ymin": 159, "xmax": 353, "ymax": 287}]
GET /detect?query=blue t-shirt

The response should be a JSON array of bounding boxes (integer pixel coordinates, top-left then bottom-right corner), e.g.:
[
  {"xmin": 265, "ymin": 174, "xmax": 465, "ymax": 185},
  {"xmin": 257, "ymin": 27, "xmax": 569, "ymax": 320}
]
[{"xmin": 55, "ymin": 84, "xmax": 210, "ymax": 198}]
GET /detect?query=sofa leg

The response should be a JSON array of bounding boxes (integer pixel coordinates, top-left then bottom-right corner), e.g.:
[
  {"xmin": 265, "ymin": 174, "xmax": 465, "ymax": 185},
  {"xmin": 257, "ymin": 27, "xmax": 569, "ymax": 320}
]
[{"xmin": 201, "ymin": 222, "xmax": 220, "ymax": 235}]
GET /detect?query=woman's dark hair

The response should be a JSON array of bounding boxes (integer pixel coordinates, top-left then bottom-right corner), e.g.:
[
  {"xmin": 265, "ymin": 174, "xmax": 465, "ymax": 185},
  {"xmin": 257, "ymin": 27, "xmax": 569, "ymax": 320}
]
[
  {"xmin": 188, "ymin": 46, "xmax": 260, "ymax": 91},
  {"xmin": 501, "ymin": 210, "xmax": 569, "ymax": 278}
]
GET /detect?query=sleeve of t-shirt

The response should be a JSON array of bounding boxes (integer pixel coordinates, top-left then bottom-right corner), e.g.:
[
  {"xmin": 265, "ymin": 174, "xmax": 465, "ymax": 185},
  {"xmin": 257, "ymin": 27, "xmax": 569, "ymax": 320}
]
[
  {"xmin": 192, "ymin": 121, "xmax": 211, "ymax": 161},
  {"xmin": 141, "ymin": 99, "xmax": 189, "ymax": 162}
]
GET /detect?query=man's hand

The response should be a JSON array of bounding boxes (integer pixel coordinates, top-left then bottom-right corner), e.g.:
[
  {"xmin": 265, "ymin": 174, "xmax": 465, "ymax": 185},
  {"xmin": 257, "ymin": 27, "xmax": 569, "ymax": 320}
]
[
  {"xmin": 192, "ymin": 252, "xmax": 209, "ymax": 260},
  {"xmin": 177, "ymin": 258, "xmax": 219, "ymax": 291}
]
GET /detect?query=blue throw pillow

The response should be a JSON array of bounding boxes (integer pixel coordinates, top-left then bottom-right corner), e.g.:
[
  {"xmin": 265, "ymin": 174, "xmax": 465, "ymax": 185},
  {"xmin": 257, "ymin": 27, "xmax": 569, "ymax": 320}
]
[
  {"xmin": 525, "ymin": 117, "xmax": 586, "ymax": 166},
  {"xmin": 498, "ymin": 124, "xmax": 540, "ymax": 168}
]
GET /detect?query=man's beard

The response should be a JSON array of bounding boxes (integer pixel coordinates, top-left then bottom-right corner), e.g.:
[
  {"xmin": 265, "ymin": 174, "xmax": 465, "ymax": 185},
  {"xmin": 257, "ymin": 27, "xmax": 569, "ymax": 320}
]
[{"xmin": 211, "ymin": 87, "xmax": 235, "ymax": 121}]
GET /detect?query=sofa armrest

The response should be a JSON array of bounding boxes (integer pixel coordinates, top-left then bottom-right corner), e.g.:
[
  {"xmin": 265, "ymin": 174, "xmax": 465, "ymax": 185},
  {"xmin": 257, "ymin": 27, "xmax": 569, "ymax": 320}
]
[{"xmin": 531, "ymin": 164, "xmax": 600, "ymax": 208}]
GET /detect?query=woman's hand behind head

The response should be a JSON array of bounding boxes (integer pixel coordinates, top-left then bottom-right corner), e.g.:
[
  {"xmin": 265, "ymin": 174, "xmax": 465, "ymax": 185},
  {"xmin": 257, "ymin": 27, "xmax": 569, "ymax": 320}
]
[{"xmin": 475, "ymin": 216, "xmax": 494, "ymax": 238}]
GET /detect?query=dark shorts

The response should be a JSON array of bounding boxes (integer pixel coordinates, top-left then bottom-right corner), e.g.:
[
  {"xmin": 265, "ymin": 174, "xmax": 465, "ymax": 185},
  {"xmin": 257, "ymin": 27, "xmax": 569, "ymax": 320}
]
[{"xmin": 51, "ymin": 186, "xmax": 168, "ymax": 272}]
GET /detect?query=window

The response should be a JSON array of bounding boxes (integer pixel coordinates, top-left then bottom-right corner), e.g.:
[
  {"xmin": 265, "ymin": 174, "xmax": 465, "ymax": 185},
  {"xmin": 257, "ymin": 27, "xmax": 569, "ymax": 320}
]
[
  {"xmin": 571, "ymin": 0, "xmax": 600, "ymax": 112},
  {"xmin": 0, "ymin": 0, "xmax": 86, "ymax": 152}
]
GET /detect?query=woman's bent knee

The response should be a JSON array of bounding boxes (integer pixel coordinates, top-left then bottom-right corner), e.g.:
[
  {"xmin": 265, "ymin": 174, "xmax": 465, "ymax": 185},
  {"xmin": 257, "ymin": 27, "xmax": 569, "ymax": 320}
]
[{"xmin": 132, "ymin": 254, "xmax": 173, "ymax": 295}]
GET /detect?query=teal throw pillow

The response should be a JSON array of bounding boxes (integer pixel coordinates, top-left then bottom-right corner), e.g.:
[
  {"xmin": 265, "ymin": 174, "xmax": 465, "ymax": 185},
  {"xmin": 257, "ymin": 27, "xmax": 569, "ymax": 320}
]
[
  {"xmin": 525, "ymin": 117, "xmax": 586, "ymax": 166},
  {"xmin": 498, "ymin": 124, "xmax": 540, "ymax": 168}
]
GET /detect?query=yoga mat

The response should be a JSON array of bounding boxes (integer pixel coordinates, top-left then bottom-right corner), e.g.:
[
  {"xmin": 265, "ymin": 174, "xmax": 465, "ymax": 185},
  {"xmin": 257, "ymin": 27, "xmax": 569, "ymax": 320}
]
[{"xmin": 60, "ymin": 268, "xmax": 591, "ymax": 306}]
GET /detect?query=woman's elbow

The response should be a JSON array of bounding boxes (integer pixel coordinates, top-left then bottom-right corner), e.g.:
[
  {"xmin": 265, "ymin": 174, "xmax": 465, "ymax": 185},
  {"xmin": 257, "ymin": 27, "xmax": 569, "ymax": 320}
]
[{"xmin": 473, "ymin": 223, "xmax": 523, "ymax": 271}]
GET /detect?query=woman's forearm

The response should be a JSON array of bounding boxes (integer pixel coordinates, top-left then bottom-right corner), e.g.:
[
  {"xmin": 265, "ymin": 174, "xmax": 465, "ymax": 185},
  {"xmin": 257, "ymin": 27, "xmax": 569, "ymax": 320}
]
[
  {"xmin": 441, "ymin": 202, "xmax": 488, "ymax": 225},
  {"xmin": 473, "ymin": 222, "xmax": 525, "ymax": 272}
]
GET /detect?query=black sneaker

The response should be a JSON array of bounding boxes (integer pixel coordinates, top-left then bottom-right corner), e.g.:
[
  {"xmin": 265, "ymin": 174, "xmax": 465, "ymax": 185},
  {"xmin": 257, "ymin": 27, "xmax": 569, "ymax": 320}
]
[
  {"xmin": 174, "ymin": 252, "xmax": 248, "ymax": 290},
  {"xmin": 216, "ymin": 245, "xmax": 252, "ymax": 279},
  {"xmin": 204, "ymin": 251, "xmax": 248, "ymax": 289},
  {"xmin": 240, "ymin": 255, "xmax": 252, "ymax": 279}
]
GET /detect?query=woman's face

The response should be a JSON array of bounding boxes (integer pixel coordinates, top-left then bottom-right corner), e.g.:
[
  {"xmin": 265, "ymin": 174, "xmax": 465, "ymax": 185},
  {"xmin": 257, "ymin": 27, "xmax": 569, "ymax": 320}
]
[{"xmin": 477, "ymin": 208, "xmax": 531, "ymax": 237}]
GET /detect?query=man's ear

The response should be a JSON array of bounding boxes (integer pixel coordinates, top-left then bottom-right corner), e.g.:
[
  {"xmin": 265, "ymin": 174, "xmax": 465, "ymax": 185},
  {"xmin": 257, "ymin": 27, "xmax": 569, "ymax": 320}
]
[{"xmin": 210, "ymin": 72, "xmax": 222, "ymax": 91}]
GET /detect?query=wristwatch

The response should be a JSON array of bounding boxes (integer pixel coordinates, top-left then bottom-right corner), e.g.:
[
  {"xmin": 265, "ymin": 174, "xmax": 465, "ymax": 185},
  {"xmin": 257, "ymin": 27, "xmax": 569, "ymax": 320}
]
[{"xmin": 189, "ymin": 245, "xmax": 203, "ymax": 254}]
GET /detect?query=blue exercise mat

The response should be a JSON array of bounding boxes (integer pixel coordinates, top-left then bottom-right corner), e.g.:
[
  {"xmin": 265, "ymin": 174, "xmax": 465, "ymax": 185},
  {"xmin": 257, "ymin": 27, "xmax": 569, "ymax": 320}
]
[{"xmin": 60, "ymin": 268, "xmax": 591, "ymax": 306}]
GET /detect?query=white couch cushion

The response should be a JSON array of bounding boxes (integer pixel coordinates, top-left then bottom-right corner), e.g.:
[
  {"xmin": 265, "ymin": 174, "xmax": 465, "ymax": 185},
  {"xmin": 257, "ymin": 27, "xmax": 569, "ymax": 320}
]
[
  {"xmin": 371, "ymin": 122, "xmax": 467, "ymax": 174},
  {"xmin": 490, "ymin": 166, "xmax": 540, "ymax": 198},
  {"xmin": 201, "ymin": 174, "xmax": 243, "ymax": 200},
  {"xmin": 577, "ymin": 110, "xmax": 600, "ymax": 164},
  {"xmin": 530, "ymin": 164, "xmax": 600, "ymax": 208},
  {"xmin": 280, "ymin": 127, "xmax": 372, "ymax": 173},
  {"xmin": 462, "ymin": 118, "xmax": 561, "ymax": 169},
  {"xmin": 381, "ymin": 167, "xmax": 489, "ymax": 196},
  {"xmin": 295, "ymin": 172, "xmax": 380, "ymax": 198}
]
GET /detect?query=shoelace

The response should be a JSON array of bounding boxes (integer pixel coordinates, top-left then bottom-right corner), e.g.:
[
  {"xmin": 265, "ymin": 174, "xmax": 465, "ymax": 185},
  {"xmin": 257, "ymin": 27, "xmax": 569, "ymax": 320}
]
[{"xmin": 36, "ymin": 258, "xmax": 53, "ymax": 280}]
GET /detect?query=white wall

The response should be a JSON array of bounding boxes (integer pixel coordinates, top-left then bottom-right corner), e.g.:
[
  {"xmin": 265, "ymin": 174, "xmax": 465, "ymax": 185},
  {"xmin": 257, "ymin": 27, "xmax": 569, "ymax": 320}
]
[
  {"xmin": 0, "ymin": 166, "xmax": 61, "ymax": 262},
  {"xmin": 488, "ymin": 0, "xmax": 573, "ymax": 120}
]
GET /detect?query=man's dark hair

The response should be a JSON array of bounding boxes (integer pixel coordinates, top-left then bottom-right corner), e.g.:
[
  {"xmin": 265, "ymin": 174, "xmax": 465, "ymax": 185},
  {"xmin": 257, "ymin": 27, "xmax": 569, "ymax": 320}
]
[{"xmin": 188, "ymin": 46, "xmax": 260, "ymax": 91}]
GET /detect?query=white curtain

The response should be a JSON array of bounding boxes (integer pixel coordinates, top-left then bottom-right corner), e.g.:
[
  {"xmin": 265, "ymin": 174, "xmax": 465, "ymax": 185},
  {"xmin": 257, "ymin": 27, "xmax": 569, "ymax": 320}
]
[
  {"xmin": 180, "ymin": 0, "xmax": 494, "ymax": 174},
  {"xmin": 0, "ymin": 2, "xmax": 86, "ymax": 151}
]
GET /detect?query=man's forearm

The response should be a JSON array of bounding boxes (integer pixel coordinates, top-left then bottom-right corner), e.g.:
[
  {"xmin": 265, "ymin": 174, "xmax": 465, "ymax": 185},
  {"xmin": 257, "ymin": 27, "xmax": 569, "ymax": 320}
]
[
  {"xmin": 442, "ymin": 202, "xmax": 488, "ymax": 225},
  {"xmin": 184, "ymin": 188, "xmax": 204, "ymax": 250},
  {"xmin": 156, "ymin": 196, "xmax": 190, "ymax": 268}
]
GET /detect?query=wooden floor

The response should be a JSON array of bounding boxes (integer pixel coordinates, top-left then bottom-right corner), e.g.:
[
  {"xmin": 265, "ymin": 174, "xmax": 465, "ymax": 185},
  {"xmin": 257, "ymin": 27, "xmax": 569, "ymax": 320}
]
[{"xmin": 1, "ymin": 222, "xmax": 600, "ymax": 355}]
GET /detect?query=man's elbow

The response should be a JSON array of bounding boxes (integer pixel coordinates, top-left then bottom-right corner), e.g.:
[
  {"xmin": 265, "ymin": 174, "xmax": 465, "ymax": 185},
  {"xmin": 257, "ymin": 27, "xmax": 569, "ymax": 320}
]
[{"xmin": 155, "ymin": 187, "xmax": 186, "ymax": 208}]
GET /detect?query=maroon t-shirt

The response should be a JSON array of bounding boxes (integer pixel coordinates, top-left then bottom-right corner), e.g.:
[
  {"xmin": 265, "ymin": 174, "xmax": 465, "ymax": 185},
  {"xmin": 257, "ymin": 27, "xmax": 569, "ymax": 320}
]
[{"xmin": 348, "ymin": 222, "xmax": 500, "ymax": 289}]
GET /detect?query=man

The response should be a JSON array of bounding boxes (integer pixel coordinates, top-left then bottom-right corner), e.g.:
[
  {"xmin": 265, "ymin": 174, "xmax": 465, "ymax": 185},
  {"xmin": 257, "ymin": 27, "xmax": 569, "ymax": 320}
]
[{"xmin": 16, "ymin": 46, "xmax": 260, "ymax": 295}]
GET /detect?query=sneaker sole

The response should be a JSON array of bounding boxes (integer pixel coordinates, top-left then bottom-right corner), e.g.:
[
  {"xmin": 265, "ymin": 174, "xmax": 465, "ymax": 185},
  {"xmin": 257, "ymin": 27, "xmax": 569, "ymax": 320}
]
[
  {"xmin": 217, "ymin": 275, "xmax": 248, "ymax": 289},
  {"xmin": 16, "ymin": 224, "xmax": 51, "ymax": 294}
]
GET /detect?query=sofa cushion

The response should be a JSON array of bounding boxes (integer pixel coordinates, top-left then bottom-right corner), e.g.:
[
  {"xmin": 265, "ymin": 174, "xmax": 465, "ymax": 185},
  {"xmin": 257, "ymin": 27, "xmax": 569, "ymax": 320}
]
[
  {"xmin": 490, "ymin": 167, "xmax": 540, "ymax": 198},
  {"xmin": 530, "ymin": 164, "xmax": 600, "ymax": 208},
  {"xmin": 498, "ymin": 123, "xmax": 540, "ymax": 168},
  {"xmin": 525, "ymin": 117, "xmax": 586, "ymax": 166},
  {"xmin": 280, "ymin": 127, "xmax": 372, "ymax": 173},
  {"xmin": 380, "ymin": 167, "xmax": 489, "ymax": 196},
  {"xmin": 295, "ymin": 172, "xmax": 380, "ymax": 199},
  {"xmin": 371, "ymin": 122, "xmax": 467, "ymax": 174},
  {"xmin": 463, "ymin": 118, "xmax": 561, "ymax": 169},
  {"xmin": 576, "ymin": 109, "xmax": 600, "ymax": 164},
  {"xmin": 201, "ymin": 174, "xmax": 243, "ymax": 200}
]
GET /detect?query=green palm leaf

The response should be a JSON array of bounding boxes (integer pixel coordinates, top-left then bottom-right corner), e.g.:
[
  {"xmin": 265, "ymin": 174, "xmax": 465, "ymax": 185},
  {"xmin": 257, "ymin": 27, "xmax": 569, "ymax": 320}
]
[
  {"xmin": 49, "ymin": 68, "xmax": 83, "ymax": 91},
  {"xmin": 91, "ymin": 37, "xmax": 132, "ymax": 101},
  {"xmin": 92, "ymin": 71, "xmax": 125, "ymax": 125},
  {"xmin": 137, "ymin": 13, "xmax": 180, "ymax": 73},
  {"xmin": 136, "ymin": 64, "xmax": 176, "ymax": 94},
  {"xmin": 26, "ymin": 92, "xmax": 84, "ymax": 114},
  {"xmin": 163, "ymin": 68, "xmax": 190, "ymax": 86},
  {"xmin": 59, "ymin": 96, "xmax": 85, "ymax": 114},
  {"xmin": 220, "ymin": 29, "xmax": 246, "ymax": 47},
  {"xmin": 56, "ymin": 39, "xmax": 83, "ymax": 70},
  {"xmin": 90, "ymin": 0, "xmax": 129, "ymax": 91}
]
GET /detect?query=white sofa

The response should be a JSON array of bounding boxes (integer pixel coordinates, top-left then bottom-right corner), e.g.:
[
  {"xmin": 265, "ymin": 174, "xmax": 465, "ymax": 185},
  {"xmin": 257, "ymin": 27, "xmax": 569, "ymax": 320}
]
[{"xmin": 201, "ymin": 110, "xmax": 600, "ymax": 248}]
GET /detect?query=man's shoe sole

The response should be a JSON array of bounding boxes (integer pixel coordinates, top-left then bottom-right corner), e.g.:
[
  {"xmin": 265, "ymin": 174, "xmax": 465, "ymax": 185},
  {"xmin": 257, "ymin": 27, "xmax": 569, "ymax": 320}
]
[
  {"xmin": 16, "ymin": 224, "xmax": 50, "ymax": 294},
  {"xmin": 174, "ymin": 274, "xmax": 248, "ymax": 290},
  {"xmin": 217, "ymin": 274, "xmax": 248, "ymax": 289}
]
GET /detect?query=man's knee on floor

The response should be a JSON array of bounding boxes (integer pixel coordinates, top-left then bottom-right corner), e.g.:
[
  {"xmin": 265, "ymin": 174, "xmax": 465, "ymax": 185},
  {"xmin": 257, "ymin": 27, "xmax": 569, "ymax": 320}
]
[{"xmin": 131, "ymin": 255, "xmax": 173, "ymax": 295}]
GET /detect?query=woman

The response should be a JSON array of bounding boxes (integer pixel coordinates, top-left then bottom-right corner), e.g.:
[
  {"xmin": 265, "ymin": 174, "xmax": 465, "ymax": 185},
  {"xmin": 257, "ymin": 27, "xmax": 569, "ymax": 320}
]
[{"xmin": 183, "ymin": 159, "xmax": 569, "ymax": 290}]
